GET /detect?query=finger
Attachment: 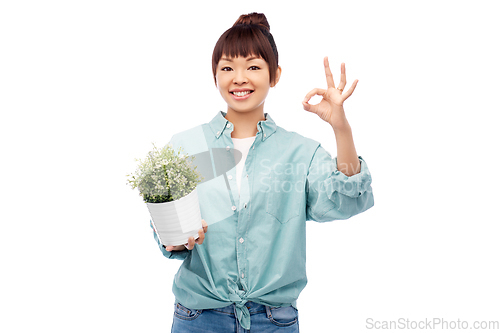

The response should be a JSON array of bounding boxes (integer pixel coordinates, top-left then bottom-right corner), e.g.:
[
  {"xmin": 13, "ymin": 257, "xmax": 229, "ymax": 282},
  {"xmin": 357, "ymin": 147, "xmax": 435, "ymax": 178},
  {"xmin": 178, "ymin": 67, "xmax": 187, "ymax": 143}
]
[
  {"xmin": 196, "ymin": 228, "xmax": 205, "ymax": 245},
  {"xmin": 342, "ymin": 79, "xmax": 358, "ymax": 100},
  {"xmin": 302, "ymin": 100, "xmax": 312, "ymax": 113},
  {"xmin": 303, "ymin": 88, "xmax": 326, "ymax": 114},
  {"xmin": 186, "ymin": 236, "xmax": 195, "ymax": 250},
  {"xmin": 303, "ymin": 88, "xmax": 326, "ymax": 104},
  {"xmin": 201, "ymin": 219, "xmax": 208, "ymax": 233},
  {"xmin": 338, "ymin": 63, "xmax": 346, "ymax": 90},
  {"xmin": 302, "ymin": 100, "xmax": 320, "ymax": 114},
  {"xmin": 324, "ymin": 56, "xmax": 335, "ymax": 88},
  {"xmin": 166, "ymin": 245, "xmax": 181, "ymax": 251}
]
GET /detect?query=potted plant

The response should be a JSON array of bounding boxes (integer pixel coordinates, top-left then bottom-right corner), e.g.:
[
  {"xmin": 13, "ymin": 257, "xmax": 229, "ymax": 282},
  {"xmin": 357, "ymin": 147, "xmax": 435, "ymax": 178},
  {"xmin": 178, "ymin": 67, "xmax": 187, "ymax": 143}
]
[{"xmin": 127, "ymin": 143, "xmax": 204, "ymax": 246}]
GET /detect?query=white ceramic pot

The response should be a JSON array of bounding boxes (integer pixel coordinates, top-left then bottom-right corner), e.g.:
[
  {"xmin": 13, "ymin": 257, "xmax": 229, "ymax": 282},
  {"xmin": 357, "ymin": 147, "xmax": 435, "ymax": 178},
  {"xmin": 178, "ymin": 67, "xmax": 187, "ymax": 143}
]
[{"xmin": 147, "ymin": 188, "xmax": 202, "ymax": 246}]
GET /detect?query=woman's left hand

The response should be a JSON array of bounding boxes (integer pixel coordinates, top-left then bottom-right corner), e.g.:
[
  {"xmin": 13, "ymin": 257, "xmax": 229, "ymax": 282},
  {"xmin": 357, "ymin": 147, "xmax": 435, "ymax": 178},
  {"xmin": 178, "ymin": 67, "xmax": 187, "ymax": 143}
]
[{"xmin": 302, "ymin": 56, "xmax": 358, "ymax": 131}]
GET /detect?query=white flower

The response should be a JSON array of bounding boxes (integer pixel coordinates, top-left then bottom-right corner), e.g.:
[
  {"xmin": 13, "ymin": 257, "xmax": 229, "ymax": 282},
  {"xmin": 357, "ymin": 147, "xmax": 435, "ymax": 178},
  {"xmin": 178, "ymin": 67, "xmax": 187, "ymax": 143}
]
[{"xmin": 126, "ymin": 142, "xmax": 204, "ymax": 203}]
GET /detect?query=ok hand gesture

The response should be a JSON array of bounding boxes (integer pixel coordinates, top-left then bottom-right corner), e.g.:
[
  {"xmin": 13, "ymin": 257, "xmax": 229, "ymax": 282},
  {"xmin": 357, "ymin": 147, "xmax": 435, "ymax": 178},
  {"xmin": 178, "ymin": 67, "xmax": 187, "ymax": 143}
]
[{"xmin": 302, "ymin": 56, "xmax": 358, "ymax": 131}]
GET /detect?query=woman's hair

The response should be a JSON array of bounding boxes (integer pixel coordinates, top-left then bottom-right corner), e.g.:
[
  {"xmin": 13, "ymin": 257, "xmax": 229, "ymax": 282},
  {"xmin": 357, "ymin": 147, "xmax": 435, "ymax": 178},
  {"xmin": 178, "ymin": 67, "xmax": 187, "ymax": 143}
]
[{"xmin": 212, "ymin": 12, "xmax": 279, "ymax": 87}]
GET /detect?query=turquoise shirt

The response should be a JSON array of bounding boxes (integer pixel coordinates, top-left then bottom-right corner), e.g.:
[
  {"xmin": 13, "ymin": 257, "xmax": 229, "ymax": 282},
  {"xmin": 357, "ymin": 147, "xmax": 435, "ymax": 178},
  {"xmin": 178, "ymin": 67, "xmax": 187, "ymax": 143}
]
[{"xmin": 150, "ymin": 111, "xmax": 374, "ymax": 330}]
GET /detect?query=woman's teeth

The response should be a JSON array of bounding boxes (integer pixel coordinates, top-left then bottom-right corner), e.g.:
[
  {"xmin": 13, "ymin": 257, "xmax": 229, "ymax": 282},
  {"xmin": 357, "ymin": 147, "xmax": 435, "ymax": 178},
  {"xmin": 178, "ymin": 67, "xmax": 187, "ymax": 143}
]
[{"xmin": 232, "ymin": 91, "xmax": 252, "ymax": 96}]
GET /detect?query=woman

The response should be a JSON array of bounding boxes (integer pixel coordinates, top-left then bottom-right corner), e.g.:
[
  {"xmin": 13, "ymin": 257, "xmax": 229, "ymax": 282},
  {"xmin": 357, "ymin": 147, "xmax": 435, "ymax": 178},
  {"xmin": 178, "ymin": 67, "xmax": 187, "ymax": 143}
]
[{"xmin": 151, "ymin": 12, "xmax": 374, "ymax": 332}]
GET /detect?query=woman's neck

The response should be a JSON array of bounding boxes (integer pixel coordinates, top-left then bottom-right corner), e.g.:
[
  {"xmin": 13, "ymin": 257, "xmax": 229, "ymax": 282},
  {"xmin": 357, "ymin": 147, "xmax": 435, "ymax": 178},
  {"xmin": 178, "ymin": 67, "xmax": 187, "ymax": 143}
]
[{"xmin": 225, "ymin": 108, "xmax": 265, "ymax": 138}]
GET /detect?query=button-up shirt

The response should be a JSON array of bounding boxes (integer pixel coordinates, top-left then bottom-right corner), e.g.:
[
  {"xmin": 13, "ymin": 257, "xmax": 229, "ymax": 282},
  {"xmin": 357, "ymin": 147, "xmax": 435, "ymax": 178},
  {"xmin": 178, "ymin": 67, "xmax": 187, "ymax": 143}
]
[{"xmin": 150, "ymin": 111, "xmax": 374, "ymax": 330}]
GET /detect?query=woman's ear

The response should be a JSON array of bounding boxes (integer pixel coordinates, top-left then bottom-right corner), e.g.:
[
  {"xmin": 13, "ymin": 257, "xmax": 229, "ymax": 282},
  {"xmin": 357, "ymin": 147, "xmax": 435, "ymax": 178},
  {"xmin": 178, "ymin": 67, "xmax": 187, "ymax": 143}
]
[{"xmin": 271, "ymin": 65, "xmax": 282, "ymax": 87}]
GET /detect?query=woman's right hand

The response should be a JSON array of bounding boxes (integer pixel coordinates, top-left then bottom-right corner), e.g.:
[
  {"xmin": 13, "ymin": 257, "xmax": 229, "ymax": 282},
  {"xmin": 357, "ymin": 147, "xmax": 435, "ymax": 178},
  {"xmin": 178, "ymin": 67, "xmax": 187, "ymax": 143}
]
[{"xmin": 164, "ymin": 219, "xmax": 208, "ymax": 251}]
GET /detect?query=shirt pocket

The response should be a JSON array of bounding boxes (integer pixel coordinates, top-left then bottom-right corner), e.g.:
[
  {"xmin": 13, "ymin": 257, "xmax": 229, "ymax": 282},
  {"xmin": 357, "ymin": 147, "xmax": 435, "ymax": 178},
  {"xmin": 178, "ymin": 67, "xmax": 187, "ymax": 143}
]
[{"xmin": 265, "ymin": 173, "xmax": 302, "ymax": 224}]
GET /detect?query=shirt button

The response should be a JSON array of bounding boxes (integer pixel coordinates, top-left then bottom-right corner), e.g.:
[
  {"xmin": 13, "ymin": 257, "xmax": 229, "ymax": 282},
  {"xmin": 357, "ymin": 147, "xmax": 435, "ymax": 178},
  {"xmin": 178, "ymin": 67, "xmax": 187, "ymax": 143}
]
[
  {"xmin": 246, "ymin": 174, "xmax": 248, "ymax": 178},
  {"xmin": 216, "ymin": 131, "xmax": 220, "ymax": 136},
  {"xmin": 264, "ymin": 133, "xmax": 266, "ymax": 137},
  {"xmin": 226, "ymin": 146, "xmax": 230, "ymax": 151},
  {"xmin": 226, "ymin": 123, "xmax": 231, "ymax": 128},
  {"xmin": 228, "ymin": 175, "xmax": 233, "ymax": 180},
  {"xmin": 232, "ymin": 206, "xmax": 237, "ymax": 211},
  {"xmin": 239, "ymin": 237, "xmax": 244, "ymax": 243},
  {"xmin": 241, "ymin": 273, "xmax": 245, "ymax": 278}
]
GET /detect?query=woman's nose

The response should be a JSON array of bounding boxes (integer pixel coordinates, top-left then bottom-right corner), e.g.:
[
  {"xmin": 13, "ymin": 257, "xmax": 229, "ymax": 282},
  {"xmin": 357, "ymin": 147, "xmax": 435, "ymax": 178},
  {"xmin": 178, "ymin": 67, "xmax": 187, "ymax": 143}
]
[{"xmin": 233, "ymin": 70, "xmax": 248, "ymax": 84}]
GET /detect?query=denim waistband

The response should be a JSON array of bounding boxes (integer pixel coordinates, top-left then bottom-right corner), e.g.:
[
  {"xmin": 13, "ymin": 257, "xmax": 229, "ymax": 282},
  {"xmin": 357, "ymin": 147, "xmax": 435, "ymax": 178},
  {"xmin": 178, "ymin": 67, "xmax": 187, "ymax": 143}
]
[{"xmin": 206, "ymin": 301, "xmax": 267, "ymax": 315}]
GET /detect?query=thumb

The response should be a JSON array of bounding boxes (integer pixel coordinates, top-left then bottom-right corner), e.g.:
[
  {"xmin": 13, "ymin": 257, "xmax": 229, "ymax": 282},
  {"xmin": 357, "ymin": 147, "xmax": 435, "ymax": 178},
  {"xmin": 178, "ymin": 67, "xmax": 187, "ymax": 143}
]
[{"xmin": 302, "ymin": 100, "xmax": 317, "ymax": 114}]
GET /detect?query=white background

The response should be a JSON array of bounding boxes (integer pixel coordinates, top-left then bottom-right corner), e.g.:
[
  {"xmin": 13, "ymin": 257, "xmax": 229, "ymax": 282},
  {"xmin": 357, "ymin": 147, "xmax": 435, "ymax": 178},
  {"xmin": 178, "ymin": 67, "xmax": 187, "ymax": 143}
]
[{"xmin": 1, "ymin": 0, "xmax": 499, "ymax": 332}]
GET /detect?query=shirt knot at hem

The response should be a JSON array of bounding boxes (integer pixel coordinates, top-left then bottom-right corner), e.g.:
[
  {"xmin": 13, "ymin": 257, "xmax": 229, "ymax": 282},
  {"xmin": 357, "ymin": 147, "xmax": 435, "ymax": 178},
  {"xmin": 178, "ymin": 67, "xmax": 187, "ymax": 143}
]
[{"xmin": 228, "ymin": 279, "xmax": 251, "ymax": 330}]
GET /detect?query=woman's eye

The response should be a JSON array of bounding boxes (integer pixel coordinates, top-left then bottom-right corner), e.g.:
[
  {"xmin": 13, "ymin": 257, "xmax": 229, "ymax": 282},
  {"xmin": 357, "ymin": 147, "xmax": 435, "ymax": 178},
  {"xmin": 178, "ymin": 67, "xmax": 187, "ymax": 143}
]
[{"xmin": 220, "ymin": 66, "xmax": 259, "ymax": 71}]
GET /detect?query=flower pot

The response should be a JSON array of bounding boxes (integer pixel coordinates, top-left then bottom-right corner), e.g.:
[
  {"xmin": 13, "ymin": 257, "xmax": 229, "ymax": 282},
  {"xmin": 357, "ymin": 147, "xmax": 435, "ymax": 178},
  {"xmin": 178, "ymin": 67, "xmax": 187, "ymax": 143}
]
[{"xmin": 147, "ymin": 188, "xmax": 202, "ymax": 247}]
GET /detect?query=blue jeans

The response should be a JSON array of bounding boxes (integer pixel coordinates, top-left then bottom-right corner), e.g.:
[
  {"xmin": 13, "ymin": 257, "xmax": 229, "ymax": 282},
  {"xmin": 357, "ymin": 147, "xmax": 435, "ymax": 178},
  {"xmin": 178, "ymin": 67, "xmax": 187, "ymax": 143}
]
[{"xmin": 171, "ymin": 301, "xmax": 300, "ymax": 332}]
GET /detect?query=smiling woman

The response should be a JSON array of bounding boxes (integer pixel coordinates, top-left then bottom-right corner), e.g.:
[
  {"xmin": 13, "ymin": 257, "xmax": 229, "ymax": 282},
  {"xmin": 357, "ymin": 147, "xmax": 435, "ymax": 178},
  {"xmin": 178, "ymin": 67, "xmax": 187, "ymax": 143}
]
[
  {"xmin": 211, "ymin": 14, "xmax": 279, "ymax": 86},
  {"xmin": 150, "ymin": 11, "xmax": 374, "ymax": 333},
  {"xmin": 215, "ymin": 54, "xmax": 280, "ymax": 118}
]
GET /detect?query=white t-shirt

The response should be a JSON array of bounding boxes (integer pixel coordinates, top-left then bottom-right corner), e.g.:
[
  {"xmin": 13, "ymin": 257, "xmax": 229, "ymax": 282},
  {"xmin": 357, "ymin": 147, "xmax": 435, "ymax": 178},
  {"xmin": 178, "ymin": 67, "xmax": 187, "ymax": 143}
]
[{"xmin": 232, "ymin": 136, "xmax": 256, "ymax": 196}]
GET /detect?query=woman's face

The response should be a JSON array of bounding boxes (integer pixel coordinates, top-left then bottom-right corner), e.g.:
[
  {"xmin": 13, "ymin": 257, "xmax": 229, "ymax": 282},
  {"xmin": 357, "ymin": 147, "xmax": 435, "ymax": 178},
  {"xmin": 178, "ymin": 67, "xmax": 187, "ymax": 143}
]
[{"xmin": 216, "ymin": 54, "xmax": 278, "ymax": 115}]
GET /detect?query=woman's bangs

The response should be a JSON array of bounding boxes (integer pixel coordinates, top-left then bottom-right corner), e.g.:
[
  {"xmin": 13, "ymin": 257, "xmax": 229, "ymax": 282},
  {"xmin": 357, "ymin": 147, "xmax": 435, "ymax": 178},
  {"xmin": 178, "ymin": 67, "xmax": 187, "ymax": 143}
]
[{"xmin": 221, "ymin": 28, "xmax": 266, "ymax": 60}]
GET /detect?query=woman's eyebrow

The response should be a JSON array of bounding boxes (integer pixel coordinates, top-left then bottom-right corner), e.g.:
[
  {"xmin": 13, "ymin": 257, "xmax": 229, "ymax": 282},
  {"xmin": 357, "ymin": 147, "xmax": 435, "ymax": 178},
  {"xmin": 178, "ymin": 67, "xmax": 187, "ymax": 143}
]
[{"xmin": 220, "ymin": 56, "xmax": 261, "ymax": 62}]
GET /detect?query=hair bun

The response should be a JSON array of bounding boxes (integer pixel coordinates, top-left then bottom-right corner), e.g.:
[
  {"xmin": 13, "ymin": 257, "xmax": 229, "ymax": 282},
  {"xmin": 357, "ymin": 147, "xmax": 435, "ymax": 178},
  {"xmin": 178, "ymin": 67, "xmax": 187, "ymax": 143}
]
[{"xmin": 233, "ymin": 12, "xmax": 270, "ymax": 32}]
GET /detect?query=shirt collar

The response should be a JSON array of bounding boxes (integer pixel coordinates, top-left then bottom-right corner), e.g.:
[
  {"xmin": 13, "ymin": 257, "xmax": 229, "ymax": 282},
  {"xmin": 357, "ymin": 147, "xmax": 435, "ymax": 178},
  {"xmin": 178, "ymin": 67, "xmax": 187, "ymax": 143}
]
[{"xmin": 209, "ymin": 111, "xmax": 277, "ymax": 142}]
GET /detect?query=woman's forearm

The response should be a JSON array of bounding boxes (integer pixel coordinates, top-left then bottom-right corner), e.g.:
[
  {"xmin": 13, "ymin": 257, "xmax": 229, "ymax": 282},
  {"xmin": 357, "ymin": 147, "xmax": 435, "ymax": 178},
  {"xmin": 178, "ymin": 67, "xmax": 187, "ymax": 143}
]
[{"xmin": 330, "ymin": 112, "xmax": 360, "ymax": 177}]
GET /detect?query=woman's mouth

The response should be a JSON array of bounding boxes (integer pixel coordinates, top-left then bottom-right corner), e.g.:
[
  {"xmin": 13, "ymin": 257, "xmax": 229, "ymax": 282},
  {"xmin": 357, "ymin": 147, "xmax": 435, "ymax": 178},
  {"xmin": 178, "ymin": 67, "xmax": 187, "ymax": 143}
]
[{"xmin": 231, "ymin": 90, "xmax": 254, "ymax": 100}]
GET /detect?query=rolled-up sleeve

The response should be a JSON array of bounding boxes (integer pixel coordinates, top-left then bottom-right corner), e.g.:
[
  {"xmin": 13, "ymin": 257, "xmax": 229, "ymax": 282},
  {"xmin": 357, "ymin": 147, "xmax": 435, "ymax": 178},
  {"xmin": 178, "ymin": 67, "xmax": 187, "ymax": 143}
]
[
  {"xmin": 150, "ymin": 220, "xmax": 190, "ymax": 260},
  {"xmin": 306, "ymin": 145, "xmax": 374, "ymax": 222}
]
